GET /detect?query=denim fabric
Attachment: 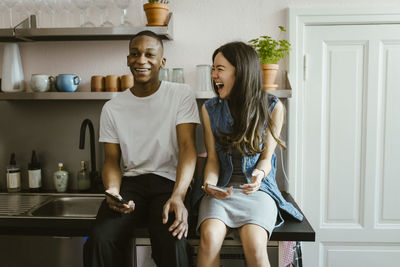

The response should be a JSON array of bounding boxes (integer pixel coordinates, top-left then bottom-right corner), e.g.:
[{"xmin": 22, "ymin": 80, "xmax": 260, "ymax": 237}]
[{"xmin": 192, "ymin": 96, "xmax": 303, "ymax": 226}]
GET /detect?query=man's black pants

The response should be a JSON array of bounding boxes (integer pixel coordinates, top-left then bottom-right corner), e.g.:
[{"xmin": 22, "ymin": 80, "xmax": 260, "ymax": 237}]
[{"xmin": 83, "ymin": 174, "xmax": 191, "ymax": 267}]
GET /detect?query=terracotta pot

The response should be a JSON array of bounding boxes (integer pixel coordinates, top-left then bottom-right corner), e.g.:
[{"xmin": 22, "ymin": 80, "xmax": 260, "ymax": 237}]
[
  {"xmin": 143, "ymin": 3, "xmax": 169, "ymax": 26},
  {"xmin": 261, "ymin": 64, "xmax": 279, "ymax": 90}
]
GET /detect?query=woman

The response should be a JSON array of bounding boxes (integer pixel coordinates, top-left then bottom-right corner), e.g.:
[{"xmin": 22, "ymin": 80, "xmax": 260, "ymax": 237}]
[{"xmin": 194, "ymin": 42, "xmax": 303, "ymax": 267}]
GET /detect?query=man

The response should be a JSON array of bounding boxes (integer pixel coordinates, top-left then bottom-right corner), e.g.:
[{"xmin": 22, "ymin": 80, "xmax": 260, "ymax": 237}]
[{"xmin": 83, "ymin": 30, "xmax": 200, "ymax": 267}]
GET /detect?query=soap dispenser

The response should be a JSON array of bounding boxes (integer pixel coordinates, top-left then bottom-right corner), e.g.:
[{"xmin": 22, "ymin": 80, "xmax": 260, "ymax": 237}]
[
  {"xmin": 28, "ymin": 150, "xmax": 42, "ymax": 192},
  {"xmin": 53, "ymin": 163, "xmax": 68, "ymax": 192},
  {"xmin": 77, "ymin": 160, "xmax": 90, "ymax": 191},
  {"xmin": 6, "ymin": 153, "xmax": 21, "ymax": 192}
]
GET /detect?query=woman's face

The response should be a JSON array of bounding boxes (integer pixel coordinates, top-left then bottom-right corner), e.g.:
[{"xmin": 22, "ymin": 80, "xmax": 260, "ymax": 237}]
[{"xmin": 211, "ymin": 52, "xmax": 235, "ymax": 99}]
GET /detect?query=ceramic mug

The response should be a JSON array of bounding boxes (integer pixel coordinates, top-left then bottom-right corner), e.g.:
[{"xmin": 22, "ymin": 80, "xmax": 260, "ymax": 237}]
[
  {"xmin": 91, "ymin": 75, "xmax": 105, "ymax": 92},
  {"xmin": 120, "ymin": 74, "xmax": 134, "ymax": 91},
  {"xmin": 105, "ymin": 75, "xmax": 120, "ymax": 92},
  {"xmin": 31, "ymin": 74, "xmax": 55, "ymax": 92},
  {"xmin": 56, "ymin": 74, "xmax": 81, "ymax": 92}
]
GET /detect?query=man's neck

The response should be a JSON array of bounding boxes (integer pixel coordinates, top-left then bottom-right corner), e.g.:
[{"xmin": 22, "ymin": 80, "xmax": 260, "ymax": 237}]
[{"xmin": 131, "ymin": 80, "xmax": 162, "ymax": 97}]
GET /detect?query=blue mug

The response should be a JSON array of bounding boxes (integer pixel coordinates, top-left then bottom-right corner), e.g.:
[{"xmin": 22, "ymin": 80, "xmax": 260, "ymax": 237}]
[{"xmin": 56, "ymin": 74, "xmax": 81, "ymax": 92}]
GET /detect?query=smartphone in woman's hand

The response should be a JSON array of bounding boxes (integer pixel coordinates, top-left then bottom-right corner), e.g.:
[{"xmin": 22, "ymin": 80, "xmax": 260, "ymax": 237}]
[{"xmin": 206, "ymin": 184, "xmax": 229, "ymax": 193}]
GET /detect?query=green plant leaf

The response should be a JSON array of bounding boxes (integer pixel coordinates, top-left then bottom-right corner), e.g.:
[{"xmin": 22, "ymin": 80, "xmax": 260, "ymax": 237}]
[{"xmin": 248, "ymin": 26, "xmax": 291, "ymax": 64}]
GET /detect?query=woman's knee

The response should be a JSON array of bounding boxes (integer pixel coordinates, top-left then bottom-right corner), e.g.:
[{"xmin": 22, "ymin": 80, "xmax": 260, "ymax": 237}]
[
  {"xmin": 245, "ymin": 243, "xmax": 268, "ymax": 263},
  {"xmin": 199, "ymin": 220, "xmax": 226, "ymax": 252},
  {"xmin": 239, "ymin": 225, "xmax": 269, "ymax": 263}
]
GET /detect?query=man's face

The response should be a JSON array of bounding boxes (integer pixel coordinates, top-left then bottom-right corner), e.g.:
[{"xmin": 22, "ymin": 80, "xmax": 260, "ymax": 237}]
[{"xmin": 127, "ymin": 35, "xmax": 165, "ymax": 84}]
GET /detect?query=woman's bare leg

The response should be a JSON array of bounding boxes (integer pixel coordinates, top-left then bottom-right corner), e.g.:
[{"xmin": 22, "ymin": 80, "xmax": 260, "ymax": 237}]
[
  {"xmin": 238, "ymin": 224, "xmax": 270, "ymax": 267},
  {"xmin": 196, "ymin": 218, "xmax": 228, "ymax": 267}
]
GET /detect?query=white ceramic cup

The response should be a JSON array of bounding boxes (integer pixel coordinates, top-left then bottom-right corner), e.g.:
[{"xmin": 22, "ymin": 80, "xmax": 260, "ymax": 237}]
[{"xmin": 30, "ymin": 74, "xmax": 55, "ymax": 92}]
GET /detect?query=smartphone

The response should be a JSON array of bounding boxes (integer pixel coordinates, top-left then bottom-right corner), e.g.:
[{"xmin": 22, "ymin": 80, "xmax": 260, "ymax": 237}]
[
  {"xmin": 104, "ymin": 191, "xmax": 128, "ymax": 205},
  {"xmin": 206, "ymin": 184, "xmax": 229, "ymax": 193}
]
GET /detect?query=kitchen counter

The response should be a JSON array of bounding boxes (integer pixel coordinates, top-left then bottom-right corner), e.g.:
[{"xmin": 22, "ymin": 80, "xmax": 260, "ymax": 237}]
[
  {"xmin": 0, "ymin": 192, "xmax": 315, "ymax": 241},
  {"xmin": 0, "ymin": 193, "xmax": 103, "ymax": 236}
]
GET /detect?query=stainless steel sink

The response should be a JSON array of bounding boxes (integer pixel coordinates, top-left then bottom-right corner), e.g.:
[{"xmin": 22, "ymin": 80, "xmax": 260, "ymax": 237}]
[{"xmin": 29, "ymin": 196, "xmax": 104, "ymax": 218}]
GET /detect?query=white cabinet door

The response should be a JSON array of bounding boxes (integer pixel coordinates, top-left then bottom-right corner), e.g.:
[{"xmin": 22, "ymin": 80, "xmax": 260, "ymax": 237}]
[{"xmin": 301, "ymin": 24, "xmax": 400, "ymax": 267}]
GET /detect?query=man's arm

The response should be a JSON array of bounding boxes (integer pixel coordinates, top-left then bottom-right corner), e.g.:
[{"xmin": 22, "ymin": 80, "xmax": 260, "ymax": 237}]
[
  {"xmin": 162, "ymin": 122, "xmax": 197, "ymax": 239},
  {"xmin": 103, "ymin": 142, "xmax": 134, "ymax": 213}
]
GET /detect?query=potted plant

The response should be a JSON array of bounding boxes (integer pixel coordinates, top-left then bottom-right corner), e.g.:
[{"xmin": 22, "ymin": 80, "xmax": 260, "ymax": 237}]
[
  {"xmin": 249, "ymin": 26, "xmax": 291, "ymax": 90},
  {"xmin": 143, "ymin": 0, "xmax": 169, "ymax": 26}
]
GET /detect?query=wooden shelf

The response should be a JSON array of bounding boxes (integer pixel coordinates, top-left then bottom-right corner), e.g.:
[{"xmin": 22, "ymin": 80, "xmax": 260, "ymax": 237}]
[
  {"xmin": 0, "ymin": 14, "xmax": 173, "ymax": 42},
  {"xmin": 265, "ymin": 89, "xmax": 292, "ymax": 98},
  {"xmin": 0, "ymin": 91, "xmax": 215, "ymax": 100},
  {"xmin": 0, "ymin": 89, "xmax": 291, "ymax": 101},
  {"xmin": 195, "ymin": 90, "xmax": 292, "ymax": 99},
  {"xmin": 0, "ymin": 92, "xmax": 118, "ymax": 100},
  {"xmin": 195, "ymin": 91, "xmax": 216, "ymax": 99}
]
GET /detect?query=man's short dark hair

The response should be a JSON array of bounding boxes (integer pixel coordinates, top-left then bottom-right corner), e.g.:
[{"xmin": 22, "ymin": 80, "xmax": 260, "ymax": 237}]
[{"xmin": 129, "ymin": 30, "xmax": 164, "ymax": 50}]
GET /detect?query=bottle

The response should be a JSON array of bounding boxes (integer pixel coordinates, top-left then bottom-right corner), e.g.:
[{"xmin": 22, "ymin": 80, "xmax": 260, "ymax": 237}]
[
  {"xmin": 6, "ymin": 153, "xmax": 21, "ymax": 192},
  {"xmin": 28, "ymin": 150, "xmax": 42, "ymax": 192},
  {"xmin": 77, "ymin": 160, "xmax": 91, "ymax": 191},
  {"xmin": 53, "ymin": 162, "xmax": 68, "ymax": 192}
]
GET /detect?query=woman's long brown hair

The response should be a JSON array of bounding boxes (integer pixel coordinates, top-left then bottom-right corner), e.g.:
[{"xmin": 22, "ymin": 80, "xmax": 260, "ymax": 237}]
[{"xmin": 213, "ymin": 42, "xmax": 286, "ymax": 156}]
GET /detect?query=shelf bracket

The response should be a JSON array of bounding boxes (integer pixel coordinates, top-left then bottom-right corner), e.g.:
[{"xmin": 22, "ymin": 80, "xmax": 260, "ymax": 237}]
[{"xmin": 14, "ymin": 15, "xmax": 36, "ymax": 42}]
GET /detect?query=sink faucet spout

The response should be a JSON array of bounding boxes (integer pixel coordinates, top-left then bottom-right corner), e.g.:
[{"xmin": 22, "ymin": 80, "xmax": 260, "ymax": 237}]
[
  {"xmin": 79, "ymin": 119, "xmax": 96, "ymax": 174},
  {"xmin": 79, "ymin": 119, "xmax": 102, "ymax": 191}
]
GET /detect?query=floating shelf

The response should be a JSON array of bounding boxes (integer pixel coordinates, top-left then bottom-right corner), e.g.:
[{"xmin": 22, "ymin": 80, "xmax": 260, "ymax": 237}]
[
  {"xmin": 196, "ymin": 90, "xmax": 292, "ymax": 99},
  {"xmin": 0, "ymin": 29, "xmax": 17, "ymax": 42},
  {"xmin": 266, "ymin": 89, "xmax": 292, "ymax": 98},
  {"xmin": 196, "ymin": 91, "xmax": 216, "ymax": 99},
  {"xmin": 0, "ymin": 14, "xmax": 173, "ymax": 42},
  {"xmin": 0, "ymin": 92, "xmax": 118, "ymax": 100},
  {"xmin": 0, "ymin": 91, "xmax": 213, "ymax": 100},
  {"xmin": 0, "ymin": 89, "xmax": 291, "ymax": 101}
]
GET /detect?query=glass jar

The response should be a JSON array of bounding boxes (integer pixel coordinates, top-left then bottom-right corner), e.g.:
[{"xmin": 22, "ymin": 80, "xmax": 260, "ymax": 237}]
[
  {"xmin": 196, "ymin": 64, "xmax": 213, "ymax": 91},
  {"xmin": 171, "ymin": 68, "xmax": 184, "ymax": 83}
]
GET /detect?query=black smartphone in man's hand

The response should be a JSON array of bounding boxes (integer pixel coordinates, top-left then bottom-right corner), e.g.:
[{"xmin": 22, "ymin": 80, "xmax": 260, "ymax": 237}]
[{"xmin": 104, "ymin": 191, "xmax": 129, "ymax": 205}]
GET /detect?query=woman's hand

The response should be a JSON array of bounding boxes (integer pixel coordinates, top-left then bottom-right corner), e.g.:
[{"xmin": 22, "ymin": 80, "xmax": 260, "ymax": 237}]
[
  {"xmin": 203, "ymin": 183, "xmax": 233, "ymax": 199},
  {"xmin": 240, "ymin": 168, "xmax": 264, "ymax": 195},
  {"xmin": 105, "ymin": 189, "xmax": 135, "ymax": 214}
]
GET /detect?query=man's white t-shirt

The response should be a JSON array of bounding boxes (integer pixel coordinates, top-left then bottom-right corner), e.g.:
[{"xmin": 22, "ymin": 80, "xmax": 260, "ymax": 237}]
[{"xmin": 99, "ymin": 81, "xmax": 200, "ymax": 182}]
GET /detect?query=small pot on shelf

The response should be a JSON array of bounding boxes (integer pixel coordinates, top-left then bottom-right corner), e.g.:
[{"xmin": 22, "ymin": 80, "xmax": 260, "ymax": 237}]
[
  {"xmin": 143, "ymin": 1, "xmax": 169, "ymax": 26},
  {"xmin": 261, "ymin": 64, "xmax": 279, "ymax": 90}
]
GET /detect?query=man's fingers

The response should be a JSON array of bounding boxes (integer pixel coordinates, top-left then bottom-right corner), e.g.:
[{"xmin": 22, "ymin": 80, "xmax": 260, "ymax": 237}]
[
  {"xmin": 173, "ymin": 221, "xmax": 188, "ymax": 239},
  {"xmin": 162, "ymin": 203, "xmax": 170, "ymax": 224},
  {"xmin": 108, "ymin": 201, "xmax": 135, "ymax": 214},
  {"xmin": 172, "ymin": 221, "xmax": 184, "ymax": 236},
  {"xmin": 177, "ymin": 224, "xmax": 188, "ymax": 240},
  {"xmin": 169, "ymin": 218, "xmax": 182, "ymax": 231},
  {"xmin": 169, "ymin": 210, "xmax": 184, "ymax": 231}
]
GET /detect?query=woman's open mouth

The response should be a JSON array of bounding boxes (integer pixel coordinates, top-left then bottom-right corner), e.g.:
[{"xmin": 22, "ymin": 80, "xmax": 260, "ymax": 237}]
[{"xmin": 215, "ymin": 82, "xmax": 224, "ymax": 90}]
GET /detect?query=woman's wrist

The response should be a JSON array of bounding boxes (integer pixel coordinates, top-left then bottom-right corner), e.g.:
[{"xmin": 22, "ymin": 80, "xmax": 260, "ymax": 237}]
[{"xmin": 255, "ymin": 168, "xmax": 266, "ymax": 178}]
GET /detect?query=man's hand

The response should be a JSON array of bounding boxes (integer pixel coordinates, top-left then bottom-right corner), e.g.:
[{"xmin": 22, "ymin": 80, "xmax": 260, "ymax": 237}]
[
  {"xmin": 105, "ymin": 189, "xmax": 135, "ymax": 214},
  {"xmin": 162, "ymin": 196, "xmax": 188, "ymax": 240}
]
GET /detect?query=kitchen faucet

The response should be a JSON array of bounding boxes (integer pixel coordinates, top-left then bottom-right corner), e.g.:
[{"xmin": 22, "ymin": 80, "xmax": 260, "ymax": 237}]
[{"xmin": 79, "ymin": 119, "xmax": 102, "ymax": 191}]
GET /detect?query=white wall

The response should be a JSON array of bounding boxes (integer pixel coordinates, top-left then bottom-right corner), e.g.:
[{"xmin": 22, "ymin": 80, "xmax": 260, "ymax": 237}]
[
  {"xmin": 1, "ymin": 0, "xmax": 398, "ymax": 91},
  {"xmin": 0, "ymin": 0, "xmax": 398, "ymax": 190}
]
